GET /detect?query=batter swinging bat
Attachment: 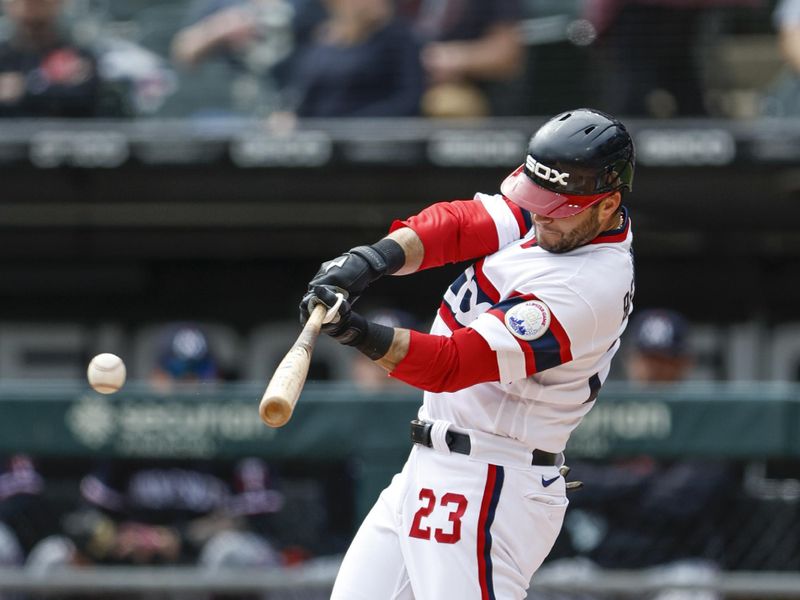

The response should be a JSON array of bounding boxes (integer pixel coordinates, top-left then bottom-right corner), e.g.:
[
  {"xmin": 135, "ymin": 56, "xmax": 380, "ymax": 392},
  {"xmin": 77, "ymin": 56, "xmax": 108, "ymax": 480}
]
[{"xmin": 259, "ymin": 303, "xmax": 327, "ymax": 428}]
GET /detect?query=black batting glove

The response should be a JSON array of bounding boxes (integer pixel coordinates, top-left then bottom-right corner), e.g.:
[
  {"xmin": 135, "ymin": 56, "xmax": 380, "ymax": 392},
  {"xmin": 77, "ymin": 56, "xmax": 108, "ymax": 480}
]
[
  {"xmin": 302, "ymin": 285, "xmax": 367, "ymax": 345},
  {"xmin": 302, "ymin": 285, "xmax": 395, "ymax": 360},
  {"xmin": 305, "ymin": 239, "xmax": 405, "ymax": 305}
]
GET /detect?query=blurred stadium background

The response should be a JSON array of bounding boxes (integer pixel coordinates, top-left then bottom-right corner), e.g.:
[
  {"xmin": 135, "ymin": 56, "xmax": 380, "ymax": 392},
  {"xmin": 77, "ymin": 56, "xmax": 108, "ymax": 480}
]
[{"xmin": 1, "ymin": 0, "xmax": 800, "ymax": 597}]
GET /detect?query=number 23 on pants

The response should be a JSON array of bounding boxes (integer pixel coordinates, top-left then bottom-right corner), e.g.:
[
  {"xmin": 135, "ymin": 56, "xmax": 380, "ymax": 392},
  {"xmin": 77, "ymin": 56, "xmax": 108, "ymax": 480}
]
[
  {"xmin": 399, "ymin": 451, "xmax": 567, "ymax": 600},
  {"xmin": 332, "ymin": 448, "xmax": 566, "ymax": 600},
  {"xmin": 409, "ymin": 488, "xmax": 469, "ymax": 544}
]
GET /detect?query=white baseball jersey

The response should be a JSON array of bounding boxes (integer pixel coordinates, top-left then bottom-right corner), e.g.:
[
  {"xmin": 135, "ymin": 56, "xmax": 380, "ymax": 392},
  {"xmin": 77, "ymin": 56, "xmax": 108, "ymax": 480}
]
[
  {"xmin": 332, "ymin": 193, "xmax": 634, "ymax": 600},
  {"xmin": 420, "ymin": 192, "xmax": 635, "ymax": 453}
]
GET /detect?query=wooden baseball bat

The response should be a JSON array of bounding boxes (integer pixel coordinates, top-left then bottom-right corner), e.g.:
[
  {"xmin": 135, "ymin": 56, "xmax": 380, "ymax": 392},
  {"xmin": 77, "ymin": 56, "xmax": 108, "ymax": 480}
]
[{"xmin": 259, "ymin": 303, "xmax": 327, "ymax": 428}]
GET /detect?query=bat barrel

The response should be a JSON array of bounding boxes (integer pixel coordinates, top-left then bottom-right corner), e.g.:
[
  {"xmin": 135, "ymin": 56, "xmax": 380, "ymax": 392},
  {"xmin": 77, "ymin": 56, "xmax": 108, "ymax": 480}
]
[{"xmin": 258, "ymin": 303, "xmax": 327, "ymax": 428}]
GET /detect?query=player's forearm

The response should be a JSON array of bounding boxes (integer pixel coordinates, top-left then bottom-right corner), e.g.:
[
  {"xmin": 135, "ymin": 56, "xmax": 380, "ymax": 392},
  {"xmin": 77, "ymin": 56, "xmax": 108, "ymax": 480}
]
[
  {"xmin": 376, "ymin": 327, "xmax": 411, "ymax": 371},
  {"xmin": 379, "ymin": 328, "xmax": 500, "ymax": 392},
  {"xmin": 385, "ymin": 227, "xmax": 424, "ymax": 275}
]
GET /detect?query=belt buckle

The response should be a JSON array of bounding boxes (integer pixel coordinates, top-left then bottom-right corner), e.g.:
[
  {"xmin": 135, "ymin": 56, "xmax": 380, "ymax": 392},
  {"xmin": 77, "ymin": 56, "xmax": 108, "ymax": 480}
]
[{"xmin": 410, "ymin": 419, "xmax": 433, "ymax": 447}]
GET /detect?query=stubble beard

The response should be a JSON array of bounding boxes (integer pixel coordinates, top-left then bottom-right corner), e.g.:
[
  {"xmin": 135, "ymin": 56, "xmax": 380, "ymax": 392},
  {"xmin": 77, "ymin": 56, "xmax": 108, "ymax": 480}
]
[{"xmin": 536, "ymin": 206, "xmax": 604, "ymax": 254}]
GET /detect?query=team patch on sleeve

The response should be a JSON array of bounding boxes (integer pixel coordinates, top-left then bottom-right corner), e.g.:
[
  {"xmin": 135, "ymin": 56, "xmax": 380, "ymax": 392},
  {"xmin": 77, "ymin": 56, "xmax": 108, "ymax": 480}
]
[
  {"xmin": 504, "ymin": 300, "xmax": 551, "ymax": 341},
  {"xmin": 471, "ymin": 293, "xmax": 573, "ymax": 382}
]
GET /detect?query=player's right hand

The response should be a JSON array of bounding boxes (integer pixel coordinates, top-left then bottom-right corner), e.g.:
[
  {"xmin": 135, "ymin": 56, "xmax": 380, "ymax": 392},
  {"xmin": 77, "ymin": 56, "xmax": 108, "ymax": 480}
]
[{"xmin": 300, "ymin": 285, "xmax": 368, "ymax": 346}]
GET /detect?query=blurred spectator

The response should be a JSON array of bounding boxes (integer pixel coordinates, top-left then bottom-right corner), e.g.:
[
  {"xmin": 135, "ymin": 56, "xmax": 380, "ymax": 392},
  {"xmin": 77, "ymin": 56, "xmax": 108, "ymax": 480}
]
[
  {"xmin": 170, "ymin": 0, "xmax": 325, "ymax": 115},
  {"xmin": 150, "ymin": 322, "xmax": 222, "ymax": 391},
  {"xmin": 0, "ymin": 0, "xmax": 101, "ymax": 117},
  {"xmin": 585, "ymin": 0, "xmax": 743, "ymax": 117},
  {"xmin": 1, "ymin": 455, "xmax": 68, "ymax": 600},
  {"xmin": 762, "ymin": 0, "xmax": 800, "ymax": 116},
  {"xmin": 624, "ymin": 308, "xmax": 693, "ymax": 384},
  {"xmin": 284, "ymin": 0, "xmax": 424, "ymax": 117},
  {"xmin": 71, "ymin": 457, "xmax": 284, "ymax": 569},
  {"xmin": 172, "ymin": 0, "xmax": 324, "ymax": 75},
  {"xmin": 398, "ymin": 0, "xmax": 524, "ymax": 117},
  {"xmin": 0, "ymin": 455, "xmax": 48, "ymax": 574},
  {"xmin": 776, "ymin": 0, "xmax": 800, "ymax": 75},
  {"xmin": 91, "ymin": 38, "xmax": 177, "ymax": 118}
]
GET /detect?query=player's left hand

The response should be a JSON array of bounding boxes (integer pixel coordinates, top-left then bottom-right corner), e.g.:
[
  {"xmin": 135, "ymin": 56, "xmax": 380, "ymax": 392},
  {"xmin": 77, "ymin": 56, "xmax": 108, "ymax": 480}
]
[
  {"xmin": 306, "ymin": 244, "xmax": 392, "ymax": 306},
  {"xmin": 302, "ymin": 285, "xmax": 369, "ymax": 346}
]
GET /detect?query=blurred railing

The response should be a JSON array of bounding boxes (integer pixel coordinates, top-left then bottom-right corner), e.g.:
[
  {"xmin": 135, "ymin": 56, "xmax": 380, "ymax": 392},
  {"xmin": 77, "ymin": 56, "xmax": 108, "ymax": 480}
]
[
  {"xmin": 2, "ymin": 380, "xmax": 799, "ymax": 460},
  {"xmin": 1, "ymin": 380, "xmax": 800, "ymax": 519},
  {"xmin": 3, "ymin": 116, "xmax": 800, "ymax": 172},
  {"xmin": 1, "ymin": 564, "xmax": 800, "ymax": 598}
]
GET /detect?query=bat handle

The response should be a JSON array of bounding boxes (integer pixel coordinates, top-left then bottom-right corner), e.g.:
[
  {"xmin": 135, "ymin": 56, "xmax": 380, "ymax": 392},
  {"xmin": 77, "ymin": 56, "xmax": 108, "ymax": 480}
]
[
  {"xmin": 294, "ymin": 302, "xmax": 328, "ymax": 351},
  {"xmin": 259, "ymin": 303, "xmax": 327, "ymax": 427}
]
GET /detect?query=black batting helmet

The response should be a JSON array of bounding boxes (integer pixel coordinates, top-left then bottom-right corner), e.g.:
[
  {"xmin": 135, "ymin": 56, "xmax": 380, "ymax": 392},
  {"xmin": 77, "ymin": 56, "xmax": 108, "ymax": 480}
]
[{"xmin": 501, "ymin": 108, "xmax": 634, "ymax": 218}]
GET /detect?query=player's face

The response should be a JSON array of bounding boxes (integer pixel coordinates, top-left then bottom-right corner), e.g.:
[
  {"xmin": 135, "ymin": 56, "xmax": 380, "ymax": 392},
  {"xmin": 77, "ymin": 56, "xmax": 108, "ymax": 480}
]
[{"xmin": 533, "ymin": 204, "xmax": 605, "ymax": 253}]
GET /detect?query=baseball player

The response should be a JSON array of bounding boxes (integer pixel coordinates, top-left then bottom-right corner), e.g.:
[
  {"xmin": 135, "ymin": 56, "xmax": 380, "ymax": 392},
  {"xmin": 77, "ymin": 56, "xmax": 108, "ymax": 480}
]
[{"xmin": 300, "ymin": 108, "xmax": 636, "ymax": 600}]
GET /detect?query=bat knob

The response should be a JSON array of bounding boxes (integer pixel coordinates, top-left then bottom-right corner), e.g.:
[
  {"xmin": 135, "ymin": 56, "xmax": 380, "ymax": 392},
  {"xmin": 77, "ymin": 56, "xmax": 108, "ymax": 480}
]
[{"xmin": 260, "ymin": 398, "xmax": 291, "ymax": 428}]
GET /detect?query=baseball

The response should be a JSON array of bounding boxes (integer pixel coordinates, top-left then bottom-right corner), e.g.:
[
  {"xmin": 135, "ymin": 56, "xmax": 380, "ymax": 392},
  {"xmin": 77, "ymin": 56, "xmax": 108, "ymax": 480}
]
[{"xmin": 87, "ymin": 353, "xmax": 127, "ymax": 394}]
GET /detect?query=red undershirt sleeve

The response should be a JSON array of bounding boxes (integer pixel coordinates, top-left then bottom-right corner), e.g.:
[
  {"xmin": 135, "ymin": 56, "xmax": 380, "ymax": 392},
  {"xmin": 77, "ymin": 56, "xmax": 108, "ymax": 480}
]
[
  {"xmin": 389, "ymin": 329, "xmax": 502, "ymax": 393},
  {"xmin": 388, "ymin": 200, "xmax": 501, "ymax": 270}
]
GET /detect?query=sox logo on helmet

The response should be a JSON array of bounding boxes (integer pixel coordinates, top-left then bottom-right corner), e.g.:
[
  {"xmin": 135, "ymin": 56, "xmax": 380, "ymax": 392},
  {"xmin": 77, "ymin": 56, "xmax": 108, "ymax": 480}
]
[{"xmin": 525, "ymin": 155, "xmax": 570, "ymax": 186}]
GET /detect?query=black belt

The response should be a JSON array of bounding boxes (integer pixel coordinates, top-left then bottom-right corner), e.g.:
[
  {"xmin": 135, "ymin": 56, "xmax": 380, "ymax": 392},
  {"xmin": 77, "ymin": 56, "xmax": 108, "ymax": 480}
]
[{"xmin": 410, "ymin": 420, "xmax": 557, "ymax": 466}]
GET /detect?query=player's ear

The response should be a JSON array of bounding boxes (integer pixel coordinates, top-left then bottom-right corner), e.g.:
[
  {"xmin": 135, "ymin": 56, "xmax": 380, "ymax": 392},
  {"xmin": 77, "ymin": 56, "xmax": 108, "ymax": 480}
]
[{"xmin": 597, "ymin": 192, "xmax": 622, "ymax": 220}]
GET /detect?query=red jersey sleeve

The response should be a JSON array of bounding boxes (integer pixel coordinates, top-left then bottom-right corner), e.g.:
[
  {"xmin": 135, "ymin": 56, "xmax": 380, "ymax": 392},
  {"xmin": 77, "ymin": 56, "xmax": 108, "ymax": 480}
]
[
  {"xmin": 389, "ymin": 329, "xmax": 501, "ymax": 393},
  {"xmin": 389, "ymin": 196, "xmax": 532, "ymax": 270}
]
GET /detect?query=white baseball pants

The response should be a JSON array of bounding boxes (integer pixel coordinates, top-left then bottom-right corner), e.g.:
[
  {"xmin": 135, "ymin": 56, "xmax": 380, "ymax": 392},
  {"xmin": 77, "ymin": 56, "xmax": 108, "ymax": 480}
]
[{"xmin": 331, "ymin": 429, "xmax": 568, "ymax": 600}]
